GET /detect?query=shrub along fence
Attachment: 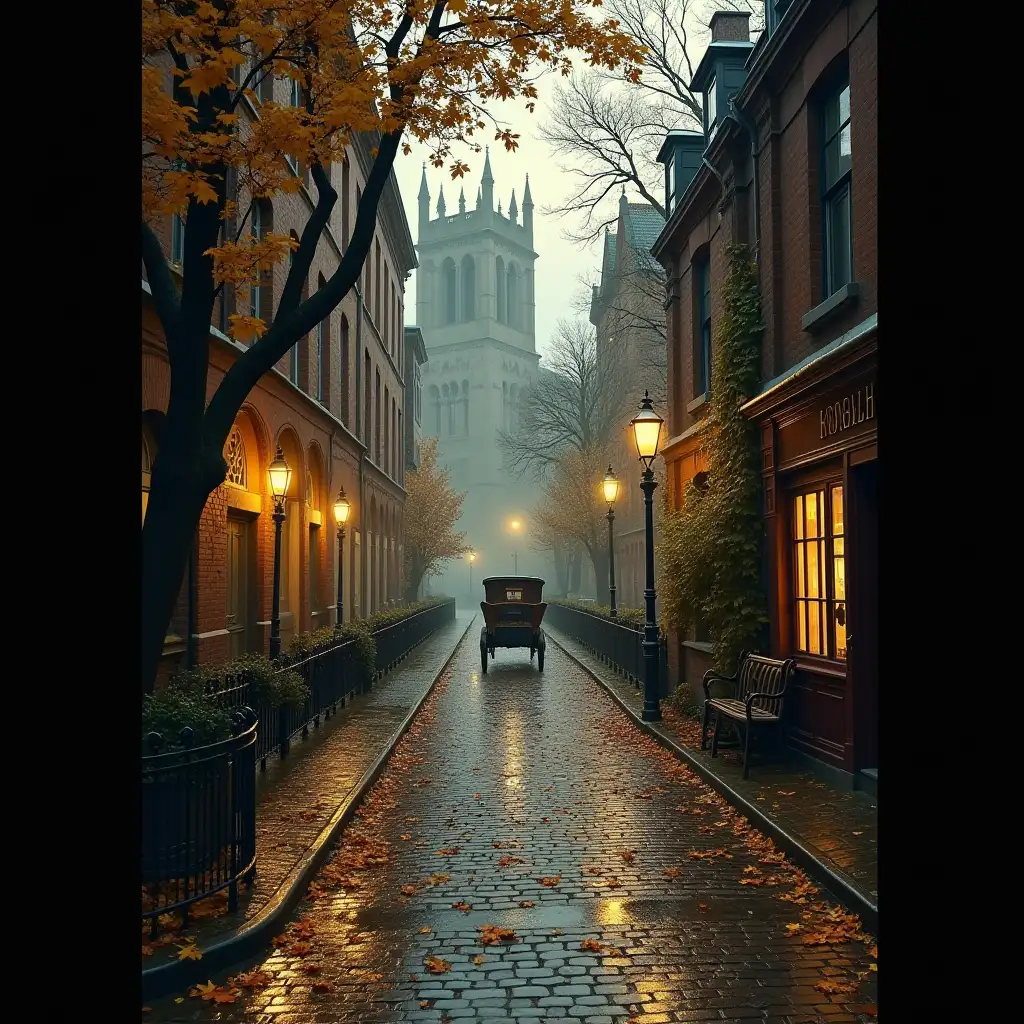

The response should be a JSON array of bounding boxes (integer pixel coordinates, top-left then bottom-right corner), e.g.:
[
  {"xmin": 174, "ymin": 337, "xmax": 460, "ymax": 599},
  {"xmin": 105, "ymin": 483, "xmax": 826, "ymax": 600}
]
[
  {"xmin": 141, "ymin": 598, "xmax": 455, "ymax": 933},
  {"xmin": 545, "ymin": 600, "xmax": 670, "ymax": 698}
]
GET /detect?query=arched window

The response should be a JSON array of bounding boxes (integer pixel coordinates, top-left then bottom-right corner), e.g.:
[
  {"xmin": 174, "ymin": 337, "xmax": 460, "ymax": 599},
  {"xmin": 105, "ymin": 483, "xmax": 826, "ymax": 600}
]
[
  {"xmin": 340, "ymin": 314, "xmax": 350, "ymax": 426},
  {"xmin": 428, "ymin": 385, "xmax": 441, "ymax": 435},
  {"xmin": 384, "ymin": 386, "xmax": 391, "ymax": 475},
  {"xmin": 460, "ymin": 255, "xmax": 475, "ymax": 321},
  {"xmin": 316, "ymin": 272, "xmax": 328, "ymax": 404},
  {"xmin": 251, "ymin": 200, "xmax": 273, "ymax": 325},
  {"xmin": 442, "ymin": 258, "xmax": 457, "ymax": 324},
  {"xmin": 460, "ymin": 380, "xmax": 470, "ymax": 435},
  {"xmin": 495, "ymin": 257, "xmax": 506, "ymax": 323},
  {"xmin": 224, "ymin": 428, "xmax": 247, "ymax": 488},
  {"xmin": 363, "ymin": 349, "xmax": 372, "ymax": 447},
  {"xmin": 507, "ymin": 264, "xmax": 519, "ymax": 330},
  {"xmin": 441, "ymin": 383, "xmax": 451, "ymax": 435}
]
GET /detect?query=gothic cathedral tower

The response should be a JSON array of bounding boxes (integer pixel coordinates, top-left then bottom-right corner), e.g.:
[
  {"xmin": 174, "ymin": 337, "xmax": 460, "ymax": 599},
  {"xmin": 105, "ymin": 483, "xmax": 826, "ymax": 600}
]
[{"xmin": 414, "ymin": 150, "xmax": 543, "ymax": 596}]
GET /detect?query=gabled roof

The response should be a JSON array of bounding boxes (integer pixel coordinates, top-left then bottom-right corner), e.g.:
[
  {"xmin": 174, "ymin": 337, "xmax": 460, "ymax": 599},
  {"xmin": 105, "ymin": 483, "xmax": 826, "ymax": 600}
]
[
  {"xmin": 623, "ymin": 203, "xmax": 666, "ymax": 273},
  {"xmin": 603, "ymin": 230, "xmax": 617, "ymax": 274}
]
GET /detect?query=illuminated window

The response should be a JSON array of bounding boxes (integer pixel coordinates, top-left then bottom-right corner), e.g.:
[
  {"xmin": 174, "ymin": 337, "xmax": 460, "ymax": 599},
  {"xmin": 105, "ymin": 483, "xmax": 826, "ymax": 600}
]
[
  {"xmin": 224, "ymin": 428, "xmax": 247, "ymax": 488},
  {"xmin": 792, "ymin": 485, "xmax": 846, "ymax": 661}
]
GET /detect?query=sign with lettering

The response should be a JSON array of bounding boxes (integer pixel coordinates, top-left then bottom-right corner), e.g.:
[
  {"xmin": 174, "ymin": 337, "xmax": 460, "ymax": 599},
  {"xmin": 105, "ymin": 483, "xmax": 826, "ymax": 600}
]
[
  {"xmin": 505, "ymin": 590, "xmax": 523, "ymax": 601},
  {"xmin": 776, "ymin": 371, "xmax": 877, "ymax": 468},
  {"xmin": 819, "ymin": 383, "xmax": 874, "ymax": 440}
]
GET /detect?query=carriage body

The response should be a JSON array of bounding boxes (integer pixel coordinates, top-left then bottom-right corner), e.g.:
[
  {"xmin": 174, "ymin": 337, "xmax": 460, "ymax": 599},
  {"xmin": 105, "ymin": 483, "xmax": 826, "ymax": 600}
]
[{"xmin": 479, "ymin": 576, "xmax": 547, "ymax": 672}]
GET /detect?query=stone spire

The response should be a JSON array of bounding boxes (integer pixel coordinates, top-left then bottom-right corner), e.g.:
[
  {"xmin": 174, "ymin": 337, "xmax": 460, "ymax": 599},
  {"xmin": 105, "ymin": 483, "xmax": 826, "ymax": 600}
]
[
  {"xmin": 481, "ymin": 146, "xmax": 494, "ymax": 211},
  {"xmin": 522, "ymin": 173, "xmax": 533, "ymax": 240},
  {"xmin": 508, "ymin": 189, "xmax": 518, "ymax": 224},
  {"xmin": 437, "ymin": 182, "xmax": 446, "ymax": 218},
  {"xmin": 497, "ymin": 197, "xmax": 502, "ymax": 216},
  {"xmin": 458, "ymin": 186, "xmax": 466, "ymax": 214},
  {"xmin": 476, "ymin": 186, "xmax": 482, "ymax": 209},
  {"xmin": 418, "ymin": 162, "xmax": 430, "ymax": 234}
]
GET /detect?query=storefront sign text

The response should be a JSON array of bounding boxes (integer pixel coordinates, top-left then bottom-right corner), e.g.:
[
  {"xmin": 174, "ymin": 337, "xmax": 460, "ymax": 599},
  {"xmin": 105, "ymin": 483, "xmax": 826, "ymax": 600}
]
[{"xmin": 819, "ymin": 383, "xmax": 875, "ymax": 440}]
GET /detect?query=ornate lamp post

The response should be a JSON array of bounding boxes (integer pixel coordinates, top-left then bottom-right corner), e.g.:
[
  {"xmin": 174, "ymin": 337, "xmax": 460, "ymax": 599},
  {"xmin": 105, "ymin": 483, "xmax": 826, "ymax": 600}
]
[
  {"xmin": 268, "ymin": 446, "xmax": 293, "ymax": 659},
  {"xmin": 468, "ymin": 550, "xmax": 477, "ymax": 596},
  {"xmin": 629, "ymin": 390, "xmax": 665, "ymax": 721},
  {"xmin": 333, "ymin": 487, "xmax": 351, "ymax": 626},
  {"xmin": 602, "ymin": 466, "xmax": 620, "ymax": 616}
]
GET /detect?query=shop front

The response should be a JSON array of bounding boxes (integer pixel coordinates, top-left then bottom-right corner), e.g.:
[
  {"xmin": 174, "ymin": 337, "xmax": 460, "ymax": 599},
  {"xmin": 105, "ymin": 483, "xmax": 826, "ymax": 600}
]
[{"xmin": 745, "ymin": 325, "xmax": 877, "ymax": 790}]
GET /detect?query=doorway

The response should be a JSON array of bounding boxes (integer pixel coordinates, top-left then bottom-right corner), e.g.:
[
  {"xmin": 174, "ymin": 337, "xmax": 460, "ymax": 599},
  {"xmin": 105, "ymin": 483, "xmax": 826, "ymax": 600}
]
[
  {"xmin": 849, "ymin": 457, "xmax": 878, "ymax": 777},
  {"xmin": 226, "ymin": 515, "xmax": 254, "ymax": 659}
]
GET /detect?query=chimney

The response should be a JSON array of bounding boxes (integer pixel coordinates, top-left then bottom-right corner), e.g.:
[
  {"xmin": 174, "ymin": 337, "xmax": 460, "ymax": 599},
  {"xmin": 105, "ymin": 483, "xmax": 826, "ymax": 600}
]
[{"xmin": 709, "ymin": 10, "xmax": 750, "ymax": 42}]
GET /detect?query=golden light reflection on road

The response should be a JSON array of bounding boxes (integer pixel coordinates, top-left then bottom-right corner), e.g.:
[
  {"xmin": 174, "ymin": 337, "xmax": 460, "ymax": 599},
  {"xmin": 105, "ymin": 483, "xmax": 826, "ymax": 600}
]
[{"xmin": 597, "ymin": 899, "xmax": 627, "ymax": 925}]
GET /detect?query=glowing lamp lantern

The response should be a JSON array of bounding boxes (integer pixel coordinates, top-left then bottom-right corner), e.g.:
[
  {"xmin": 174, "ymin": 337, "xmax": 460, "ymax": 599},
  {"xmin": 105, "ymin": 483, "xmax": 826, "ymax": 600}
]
[
  {"xmin": 268, "ymin": 447, "xmax": 292, "ymax": 503},
  {"xmin": 630, "ymin": 390, "xmax": 664, "ymax": 468},
  {"xmin": 602, "ymin": 466, "xmax": 620, "ymax": 506},
  {"xmin": 333, "ymin": 488, "xmax": 351, "ymax": 526}
]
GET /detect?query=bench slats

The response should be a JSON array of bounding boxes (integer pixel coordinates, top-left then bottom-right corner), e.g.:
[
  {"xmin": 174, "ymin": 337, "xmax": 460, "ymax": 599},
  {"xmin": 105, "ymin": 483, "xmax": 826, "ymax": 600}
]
[{"xmin": 707, "ymin": 698, "xmax": 779, "ymax": 722}]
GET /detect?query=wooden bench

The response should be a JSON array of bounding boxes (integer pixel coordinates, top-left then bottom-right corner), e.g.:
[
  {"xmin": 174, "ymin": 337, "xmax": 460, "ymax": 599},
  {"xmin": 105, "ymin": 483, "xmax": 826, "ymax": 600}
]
[{"xmin": 701, "ymin": 653, "xmax": 796, "ymax": 779}]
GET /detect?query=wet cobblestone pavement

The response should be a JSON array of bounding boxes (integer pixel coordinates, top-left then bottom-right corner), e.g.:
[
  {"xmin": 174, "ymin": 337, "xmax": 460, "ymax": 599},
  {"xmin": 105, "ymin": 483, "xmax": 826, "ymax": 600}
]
[
  {"xmin": 142, "ymin": 633, "xmax": 878, "ymax": 1024},
  {"xmin": 542, "ymin": 628, "xmax": 878, "ymax": 907}
]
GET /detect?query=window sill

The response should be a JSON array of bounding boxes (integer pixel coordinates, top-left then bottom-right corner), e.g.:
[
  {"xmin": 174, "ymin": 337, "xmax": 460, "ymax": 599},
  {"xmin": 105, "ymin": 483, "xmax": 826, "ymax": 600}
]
[
  {"xmin": 801, "ymin": 282, "xmax": 860, "ymax": 334},
  {"xmin": 686, "ymin": 392, "xmax": 710, "ymax": 413}
]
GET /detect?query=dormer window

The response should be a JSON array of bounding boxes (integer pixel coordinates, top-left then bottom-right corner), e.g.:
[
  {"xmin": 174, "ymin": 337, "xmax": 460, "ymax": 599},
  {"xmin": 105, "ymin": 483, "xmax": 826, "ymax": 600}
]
[
  {"xmin": 667, "ymin": 158, "xmax": 677, "ymax": 214},
  {"xmin": 706, "ymin": 78, "xmax": 718, "ymax": 139}
]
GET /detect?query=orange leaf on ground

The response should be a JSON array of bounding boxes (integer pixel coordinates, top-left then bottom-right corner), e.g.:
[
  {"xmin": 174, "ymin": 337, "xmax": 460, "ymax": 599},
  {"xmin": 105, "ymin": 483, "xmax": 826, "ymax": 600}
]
[
  {"xmin": 538, "ymin": 875, "xmax": 562, "ymax": 886},
  {"xmin": 452, "ymin": 901, "xmax": 473, "ymax": 913},
  {"xmin": 312, "ymin": 981, "xmax": 337, "ymax": 993},
  {"xmin": 663, "ymin": 867, "xmax": 682, "ymax": 879},
  {"xmin": 299, "ymin": 963, "xmax": 322, "ymax": 975},
  {"xmin": 579, "ymin": 938, "xmax": 605, "ymax": 953},
  {"xmin": 232, "ymin": 969, "xmax": 272, "ymax": 988},
  {"xmin": 177, "ymin": 943, "xmax": 202, "ymax": 961},
  {"xmin": 420, "ymin": 1001, "xmax": 430, "ymax": 1008},
  {"xmin": 498, "ymin": 856, "xmax": 525, "ymax": 867},
  {"xmin": 697, "ymin": 904, "xmax": 709, "ymax": 913},
  {"xmin": 519, "ymin": 900, "xmax": 535, "ymax": 908},
  {"xmin": 618, "ymin": 850, "xmax": 636, "ymax": 864},
  {"xmin": 419, "ymin": 926, "xmax": 432, "ymax": 934},
  {"xmin": 424, "ymin": 956, "xmax": 452, "ymax": 974},
  {"xmin": 401, "ymin": 834, "xmax": 412, "ymax": 841},
  {"xmin": 478, "ymin": 924, "xmax": 517, "ymax": 945}
]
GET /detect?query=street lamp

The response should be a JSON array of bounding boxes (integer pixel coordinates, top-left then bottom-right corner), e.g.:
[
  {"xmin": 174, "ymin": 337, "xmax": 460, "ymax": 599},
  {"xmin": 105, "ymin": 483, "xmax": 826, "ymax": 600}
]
[
  {"xmin": 333, "ymin": 487, "xmax": 351, "ymax": 626},
  {"xmin": 629, "ymin": 390, "xmax": 665, "ymax": 721},
  {"xmin": 268, "ymin": 446, "xmax": 292, "ymax": 659},
  {"xmin": 602, "ymin": 466, "xmax": 620, "ymax": 617},
  {"xmin": 468, "ymin": 550, "xmax": 477, "ymax": 596},
  {"xmin": 508, "ymin": 518, "xmax": 522, "ymax": 574}
]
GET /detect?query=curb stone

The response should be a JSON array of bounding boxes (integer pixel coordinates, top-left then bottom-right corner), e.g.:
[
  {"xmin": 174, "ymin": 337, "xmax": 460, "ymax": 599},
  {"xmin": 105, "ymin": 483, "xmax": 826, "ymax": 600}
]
[
  {"xmin": 141, "ymin": 613, "xmax": 476, "ymax": 1002},
  {"xmin": 546, "ymin": 629, "xmax": 879, "ymax": 933}
]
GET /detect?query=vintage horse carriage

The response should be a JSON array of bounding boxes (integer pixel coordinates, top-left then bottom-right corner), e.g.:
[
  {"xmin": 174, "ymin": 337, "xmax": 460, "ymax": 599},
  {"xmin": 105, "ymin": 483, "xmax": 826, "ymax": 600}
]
[{"xmin": 479, "ymin": 576, "xmax": 547, "ymax": 673}]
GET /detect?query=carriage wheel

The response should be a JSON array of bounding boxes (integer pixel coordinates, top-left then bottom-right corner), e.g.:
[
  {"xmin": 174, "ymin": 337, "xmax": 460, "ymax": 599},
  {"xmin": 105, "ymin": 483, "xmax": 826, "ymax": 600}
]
[
  {"xmin": 481, "ymin": 643, "xmax": 488, "ymax": 674},
  {"xmin": 538, "ymin": 647, "xmax": 545, "ymax": 672}
]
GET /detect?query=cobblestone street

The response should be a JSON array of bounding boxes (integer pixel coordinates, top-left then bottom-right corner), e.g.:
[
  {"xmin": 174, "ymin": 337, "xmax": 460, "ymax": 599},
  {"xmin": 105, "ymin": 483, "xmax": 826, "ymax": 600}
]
[{"xmin": 143, "ymin": 627, "xmax": 878, "ymax": 1024}]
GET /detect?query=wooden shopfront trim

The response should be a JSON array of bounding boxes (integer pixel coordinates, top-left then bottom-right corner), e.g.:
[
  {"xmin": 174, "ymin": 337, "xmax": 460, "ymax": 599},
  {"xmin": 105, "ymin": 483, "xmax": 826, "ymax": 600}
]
[{"xmin": 757, "ymin": 352, "xmax": 877, "ymax": 777}]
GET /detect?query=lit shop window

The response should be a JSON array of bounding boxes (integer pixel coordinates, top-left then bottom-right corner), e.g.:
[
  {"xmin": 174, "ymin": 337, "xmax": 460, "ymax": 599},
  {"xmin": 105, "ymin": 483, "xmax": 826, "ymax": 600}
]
[{"xmin": 792, "ymin": 485, "xmax": 846, "ymax": 661}]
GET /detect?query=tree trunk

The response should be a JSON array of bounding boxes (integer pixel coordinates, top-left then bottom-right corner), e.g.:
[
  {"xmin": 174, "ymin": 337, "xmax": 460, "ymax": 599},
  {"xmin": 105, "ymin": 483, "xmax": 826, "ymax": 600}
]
[
  {"xmin": 589, "ymin": 549, "xmax": 609, "ymax": 605},
  {"xmin": 569, "ymin": 549, "xmax": 582, "ymax": 593},
  {"xmin": 141, "ymin": 442, "xmax": 225, "ymax": 694}
]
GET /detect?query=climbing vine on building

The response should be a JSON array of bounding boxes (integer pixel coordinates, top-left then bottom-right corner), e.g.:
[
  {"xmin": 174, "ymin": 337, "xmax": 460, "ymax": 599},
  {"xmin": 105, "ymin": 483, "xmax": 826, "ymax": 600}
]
[{"xmin": 658, "ymin": 243, "xmax": 768, "ymax": 672}]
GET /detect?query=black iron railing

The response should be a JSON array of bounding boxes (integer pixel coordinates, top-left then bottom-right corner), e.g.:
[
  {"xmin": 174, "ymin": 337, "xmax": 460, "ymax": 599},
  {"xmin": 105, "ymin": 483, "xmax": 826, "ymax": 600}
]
[
  {"xmin": 142, "ymin": 708, "xmax": 258, "ymax": 936},
  {"xmin": 372, "ymin": 599, "xmax": 456, "ymax": 676},
  {"xmin": 545, "ymin": 602, "xmax": 670, "ymax": 697}
]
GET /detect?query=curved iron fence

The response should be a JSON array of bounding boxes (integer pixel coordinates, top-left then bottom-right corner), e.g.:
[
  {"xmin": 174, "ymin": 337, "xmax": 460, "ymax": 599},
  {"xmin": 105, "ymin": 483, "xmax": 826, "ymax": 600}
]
[
  {"xmin": 545, "ymin": 603, "xmax": 670, "ymax": 697},
  {"xmin": 142, "ymin": 708, "xmax": 258, "ymax": 936}
]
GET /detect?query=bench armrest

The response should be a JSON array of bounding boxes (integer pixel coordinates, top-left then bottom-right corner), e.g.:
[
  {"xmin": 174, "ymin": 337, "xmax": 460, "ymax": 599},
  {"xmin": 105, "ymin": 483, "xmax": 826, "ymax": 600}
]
[
  {"xmin": 744, "ymin": 662, "xmax": 795, "ymax": 717},
  {"xmin": 702, "ymin": 670, "xmax": 737, "ymax": 700}
]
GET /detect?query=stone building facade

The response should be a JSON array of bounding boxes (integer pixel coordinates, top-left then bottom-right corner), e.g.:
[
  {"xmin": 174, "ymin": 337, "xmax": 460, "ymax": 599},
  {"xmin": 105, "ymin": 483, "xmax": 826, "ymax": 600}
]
[{"xmin": 413, "ymin": 152, "xmax": 547, "ymax": 597}]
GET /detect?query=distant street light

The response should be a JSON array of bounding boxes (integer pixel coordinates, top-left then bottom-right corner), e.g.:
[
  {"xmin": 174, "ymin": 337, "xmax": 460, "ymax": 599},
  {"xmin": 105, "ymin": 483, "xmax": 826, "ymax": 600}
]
[
  {"xmin": 333, "ymin": 487, "xmax": 351, "ymax": 626},
  {"xmin": 268, "ymin": 446, "xmax": 293, "ymax": 659},
  {"xmin": 508, "ymin": 518, "xmax": 522, "ymax": 574},
  {"xmin": 629, "ymin": 390, "xmax": 665, "ymax": 721},
  {"xmin": 602, "ymin": 466, "xmax": 620, "ymax": 616},
  {"xmin": 468, "ymin": 550, "xmax": 477, "ymax": 595}
]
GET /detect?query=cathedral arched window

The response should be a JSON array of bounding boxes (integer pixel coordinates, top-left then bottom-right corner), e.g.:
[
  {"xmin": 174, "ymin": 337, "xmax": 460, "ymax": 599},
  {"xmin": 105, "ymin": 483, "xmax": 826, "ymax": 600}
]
[
  {"xmin": 428, "ymin": 384, "xmax": 441, "ymax": 435},
  {"xmin": 460, "ymin": 256, "xmax": 475, "ymax": 322},
  {"xmin": 502, "ymin": 381, "xmax": 509, "ymax": 432},
  {"xmin": 507, "ymin": 264, "xmax": 520, "ymax": 330},
  {"xmin": 442, "ymin": 258, "xmax": 457, "ymax": 324},
  {"xmin": 495, "ymin": 257, "xmax": 506, "ymax": 324}
]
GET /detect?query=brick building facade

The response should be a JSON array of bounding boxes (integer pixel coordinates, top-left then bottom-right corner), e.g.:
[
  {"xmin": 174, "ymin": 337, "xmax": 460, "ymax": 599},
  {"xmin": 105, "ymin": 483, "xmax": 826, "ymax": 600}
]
[
  {"xmin": 589, "ymin": 193, "xmax": 667, "ymax": 610},
  {"xmin": 652, "ymin": 0, "xmax": 878, "ymax": 788},
  {"xmin": 143, "ymin": 74, "xmax": 417, "ymax": 686}
]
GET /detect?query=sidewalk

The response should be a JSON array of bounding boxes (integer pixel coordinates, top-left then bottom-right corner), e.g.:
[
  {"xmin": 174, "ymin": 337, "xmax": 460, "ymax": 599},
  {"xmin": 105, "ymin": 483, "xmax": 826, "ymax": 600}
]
[
  {"xmin": 545, "ymin": 624, "xmax": 878, "ymax": 919},
  {"xmin": 142, "ymin": 612, "xmax": 475, "ymax": 982}
]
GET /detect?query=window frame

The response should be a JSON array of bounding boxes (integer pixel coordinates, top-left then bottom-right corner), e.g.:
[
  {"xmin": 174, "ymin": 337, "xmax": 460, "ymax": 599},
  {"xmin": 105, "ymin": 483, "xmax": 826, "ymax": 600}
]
[
  {"xmin": 694, "ymin": 256, "xmax": 712, "ymax": 396},
  {"xmin": 790, "ymin": 481, "xmax": 847, "ymax": 663},
  {"xmin": 821, "ymin": 78, "xmax": 853, "ymax": 298},
  {"xmin": 705, "ymin": 77, "xmax": 718, "ymax": 139},
  {"xmin": 171, "ymin": 213, "xmax": 184, "ymax": 265}
]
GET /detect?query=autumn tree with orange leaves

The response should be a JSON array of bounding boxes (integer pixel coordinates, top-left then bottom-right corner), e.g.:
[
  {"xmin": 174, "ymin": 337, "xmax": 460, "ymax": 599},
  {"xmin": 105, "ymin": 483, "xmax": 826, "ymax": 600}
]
[
  {"xmin": 402, "ymin": 438, "xmax": 469, "ymax": 601},
  {"xmin": 140, "ymin": 0, "xmax": 644, "ymax": 692}
]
